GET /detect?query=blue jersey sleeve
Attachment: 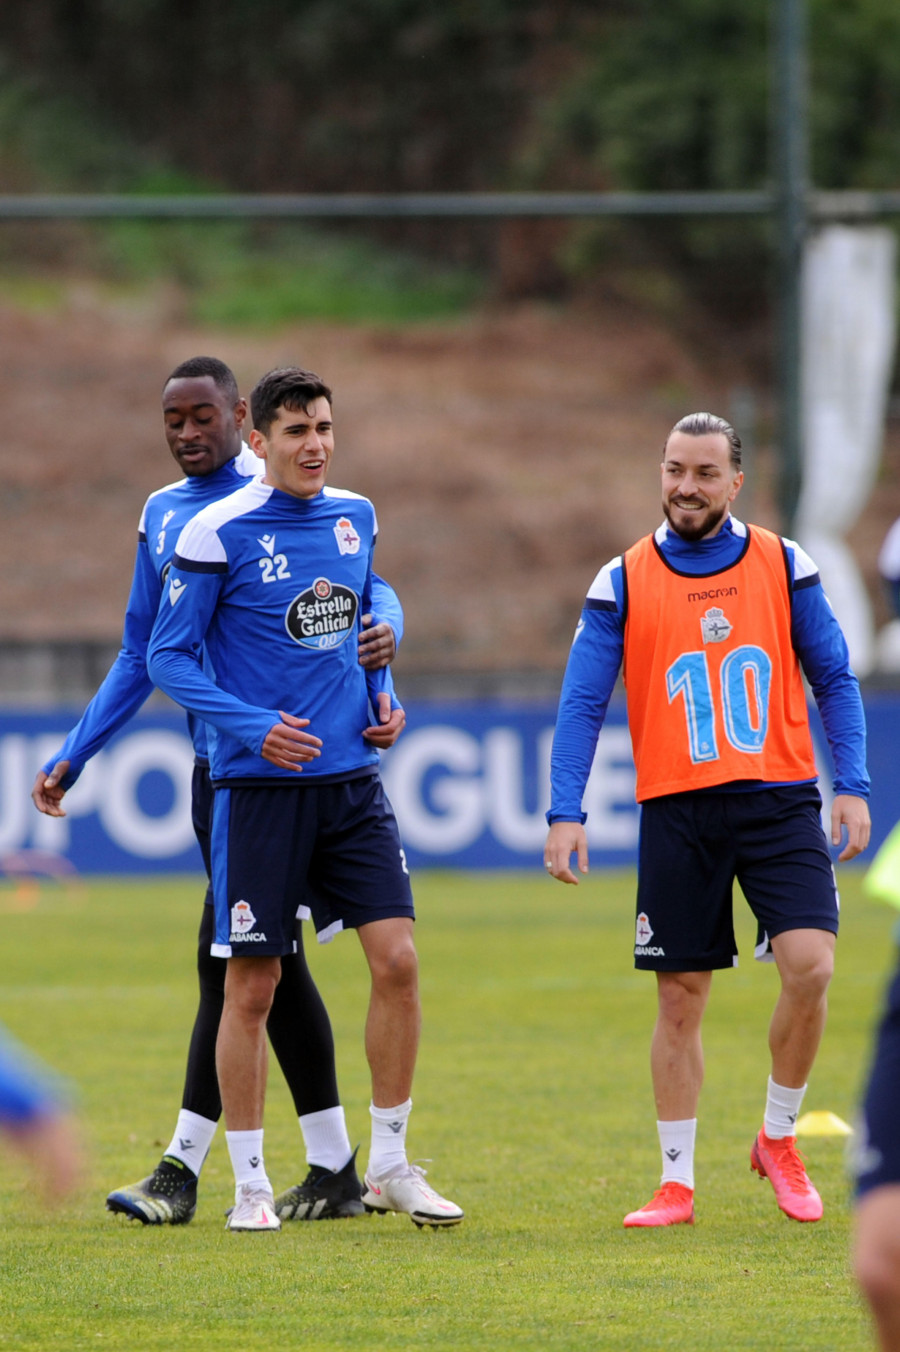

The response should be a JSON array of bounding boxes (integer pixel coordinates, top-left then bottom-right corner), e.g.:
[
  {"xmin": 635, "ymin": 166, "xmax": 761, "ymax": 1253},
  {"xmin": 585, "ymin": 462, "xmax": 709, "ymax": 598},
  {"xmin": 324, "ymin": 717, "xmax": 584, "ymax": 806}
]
[
  {"xmin": 41, "ymin": 539, "xmax": 159, "ymax": 789},
  {"xmin": 548, "ymin": 563, "xmax": 625, "ymax": 823},
  {"xmin": 787, "ymin": 549, "xmax": 870, "ymax": 798},
  {"xmin": 366, "ymin": 663, "xmax": 400, "ymax": 717},
  {"xmin": 361, "ymin": 550, "xmax": 401, "ymax": 710},
  {"xmin": 369, "ymin": 573, "xmax": 404, "ymax": 647},
  {"xmin": 0, "ymin": 1029, "xmax": 64, "ymax": 1126},
  {"xmin": 148, "ymin": 562, "xmax": 281, "ymax": 757}
]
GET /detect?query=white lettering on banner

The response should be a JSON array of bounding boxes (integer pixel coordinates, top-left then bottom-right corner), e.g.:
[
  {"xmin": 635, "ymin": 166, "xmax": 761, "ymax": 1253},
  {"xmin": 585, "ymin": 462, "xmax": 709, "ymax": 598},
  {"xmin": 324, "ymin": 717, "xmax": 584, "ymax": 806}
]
[
  {"xmin": 484, "ymin": 727, "xmax": 553, "ymax": 850},
  {"xmin": 29, "ymin": 735, "xmax": 75, "ymax": 851},
  {"xmin": 0, "ymin": 730, "xmax": 195, "ymax": 860},
  {"xmin": 0, "ymin": 736, "xmax": 29, "ymax": 851},
  {"xmin": 583, "ymin": 726, "xmax": 639, "ymax": 848},
  {"xmin": 382, "ymin": 721, "xmax": 639, "ymax": 856},
  {"xmin": 27, "ymin": 738, "xmax": 106, "ymax": 851},
  {"xmin": 0, "ymin": 714, "xmax": 852, "ymax": 869},
  {"xmin": 98, "ymin": 733, "xmax": 195, "ymax": 857},
  {"xmin": 383, "ymin": 727, "xmax": 482, "ymax": 853}
]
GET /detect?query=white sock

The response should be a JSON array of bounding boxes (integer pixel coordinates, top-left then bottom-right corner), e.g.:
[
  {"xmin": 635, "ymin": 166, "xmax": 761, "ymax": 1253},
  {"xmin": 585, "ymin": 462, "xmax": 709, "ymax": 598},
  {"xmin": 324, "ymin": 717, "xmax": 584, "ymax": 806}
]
[
  {"xmin": 300, "ymin": 1106, "xmax": 353, "ymax": 1171},
  {"xmin": 368, "ymin": 1099, "xmax": 412, "ymax": 1179},
  {"xmin": 764, "ymin": 1076, "xmax": 807, "ymax": 1139},
  {"xmin": 658, "ymin": 1118, "xmax": 697, "ymax": 1189},
  {"xmin": 225, "ymin": 1129, "xmax": 270, "ymax": 1191},
  {"xmin": 163, "ymin": 1110, "xmax": 217, "ymax": 1177}
]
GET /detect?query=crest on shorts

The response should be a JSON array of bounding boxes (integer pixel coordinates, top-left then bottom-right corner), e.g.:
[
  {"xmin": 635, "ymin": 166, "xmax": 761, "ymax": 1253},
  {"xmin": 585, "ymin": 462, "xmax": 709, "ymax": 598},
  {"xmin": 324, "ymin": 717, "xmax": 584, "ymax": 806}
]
[
  {"xmin": 230, "ymin": 899, "xmax": 267, "ymax": 944},
  {"xmin": 231, "ymin": 900, "xmax": 256, "ymax": 932},
  {"xmin": 700, "ymin": 606, "xmax": 732, "ymax": 644},
  {"xmin": 635, "ymin": 912, "xmax": 653, "ymax": 945}
]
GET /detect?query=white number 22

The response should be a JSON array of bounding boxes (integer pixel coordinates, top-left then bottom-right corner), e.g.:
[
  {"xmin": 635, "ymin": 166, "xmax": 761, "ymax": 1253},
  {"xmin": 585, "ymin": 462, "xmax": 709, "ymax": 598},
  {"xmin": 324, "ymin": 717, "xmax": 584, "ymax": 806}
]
[{"xmin": 259, "ymin": 554, "xmax": 291, "ymax": 583}]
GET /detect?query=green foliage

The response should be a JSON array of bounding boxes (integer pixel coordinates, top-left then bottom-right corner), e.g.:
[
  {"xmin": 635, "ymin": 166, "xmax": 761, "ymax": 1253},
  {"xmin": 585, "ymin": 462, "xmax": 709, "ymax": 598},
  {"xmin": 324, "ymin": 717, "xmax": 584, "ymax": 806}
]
[
  {"xmin": 1, "ymin": 0, "xmax": 558, "ymax": 194},
  {"xmin": 528, "ymin": 0, "xmax": 900, "ymax": 194},
  {"xmin": 0, "ymin": 59, "xmax": 483, "ymax": 325},
  {"xmin": 809, "ymin": 0, "xmax": 900, "ymax": 188},
  {"xmin": 0, "ymin": 59, "xmax": 140, "ymax": 191},
  {"xmin": 6, "ymin": 2, "xmax": 900, "ymax": 324},
  {"xmin": 535, "ymin": 1, "xmax": 769, "ymax": 194},
  {"xmin": 518, "ymin": 0, "xmax": 900, "ymax": 314},
  {"xmin": 0, "ymin": 868, "xmax": 886, "ymax": 1349}
]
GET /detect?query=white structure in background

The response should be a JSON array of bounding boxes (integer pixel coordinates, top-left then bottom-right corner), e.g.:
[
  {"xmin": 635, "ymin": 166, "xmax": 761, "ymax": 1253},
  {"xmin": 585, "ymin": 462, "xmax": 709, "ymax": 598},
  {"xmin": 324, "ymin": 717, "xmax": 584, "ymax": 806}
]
[
  {"xmin": 794, "ymin": 224, "xmax": 897, "ymax": 678},
  {"xmin": 877, "ymin": 518, "xmax": 900, "ymax": 672}
]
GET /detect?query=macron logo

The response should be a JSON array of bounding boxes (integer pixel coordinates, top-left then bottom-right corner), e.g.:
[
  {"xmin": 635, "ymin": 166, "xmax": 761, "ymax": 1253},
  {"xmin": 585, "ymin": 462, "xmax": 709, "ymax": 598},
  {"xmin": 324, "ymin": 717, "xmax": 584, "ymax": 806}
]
[
  {"xmin": 258, "ymin": 534, "xmax": 276, "ymax": 556},
  {"xmin": 169, "ymin": 578, "xmax": 187, "ymax": 605}
]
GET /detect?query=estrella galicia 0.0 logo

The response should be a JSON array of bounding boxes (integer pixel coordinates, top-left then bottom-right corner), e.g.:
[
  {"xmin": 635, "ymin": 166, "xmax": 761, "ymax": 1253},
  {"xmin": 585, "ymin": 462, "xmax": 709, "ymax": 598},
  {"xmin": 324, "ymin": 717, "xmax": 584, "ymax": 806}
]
[{"xmin": 285, "ymin": 577, "xmax": 359, "ymax": 650}]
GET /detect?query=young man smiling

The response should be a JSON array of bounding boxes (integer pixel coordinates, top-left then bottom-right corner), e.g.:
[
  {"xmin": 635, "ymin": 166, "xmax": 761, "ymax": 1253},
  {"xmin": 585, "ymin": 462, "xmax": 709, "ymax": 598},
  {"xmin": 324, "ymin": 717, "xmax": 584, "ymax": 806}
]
[
  {"xmin": 148, "ymin": 366, "xmax": 462, "ymax": 1232},
  {"xmin": 544, "ymin": 411, "xmax": 870, "ymax": 1229},
  {"xmin": 33, "ymin": 357, "xmax": 402, "ymax": 1226}
]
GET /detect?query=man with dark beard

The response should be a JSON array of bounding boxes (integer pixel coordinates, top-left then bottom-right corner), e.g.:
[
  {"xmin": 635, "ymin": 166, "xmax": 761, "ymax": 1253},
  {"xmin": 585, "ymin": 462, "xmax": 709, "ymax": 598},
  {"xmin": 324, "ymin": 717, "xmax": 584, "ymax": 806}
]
[{"xmin": 544, "ymin": 411, "xmax": 870, "ymax": 1229}]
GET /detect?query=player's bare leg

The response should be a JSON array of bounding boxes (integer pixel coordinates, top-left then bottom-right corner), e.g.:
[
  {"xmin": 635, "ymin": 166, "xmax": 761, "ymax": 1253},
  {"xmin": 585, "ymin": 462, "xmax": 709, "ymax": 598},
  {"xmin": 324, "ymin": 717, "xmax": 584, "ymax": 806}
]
[
  {"xmin": 768, "ymin": 928, "xmax": 834, "ymax": 1086},
  {"xmin": 218, "ymin": 956, "xmax": 280, "ymax": 1127},
  {"xmin": 749, "ymin": 928, "xmax": 833, "ymax": 1222},
  {"xmin": 650, "ymin": 970, "xmax": 712, "ymax": 1120},
  {"xmin": 357, "ymin": 917, "xmax": 420, "ymax": 1108},
  {"xmin": 217, "ymin": 955, "xmax": 282, "ymax": 1231},
  {"xmin": 356, "ymin": 917, "xmax": 462, "ymax": 1227},
  {"xmin": 624, "ymin": 971, "xmax": 711, "ymax": 1227}
]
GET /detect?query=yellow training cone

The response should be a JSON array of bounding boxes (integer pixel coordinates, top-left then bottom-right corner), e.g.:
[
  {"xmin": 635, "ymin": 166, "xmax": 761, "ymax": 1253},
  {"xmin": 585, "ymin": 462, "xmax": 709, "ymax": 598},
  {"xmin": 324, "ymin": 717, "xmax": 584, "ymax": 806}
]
[{"xmin": 795, "ymin": 1110, "xmax": 853, "ymax": 1137}]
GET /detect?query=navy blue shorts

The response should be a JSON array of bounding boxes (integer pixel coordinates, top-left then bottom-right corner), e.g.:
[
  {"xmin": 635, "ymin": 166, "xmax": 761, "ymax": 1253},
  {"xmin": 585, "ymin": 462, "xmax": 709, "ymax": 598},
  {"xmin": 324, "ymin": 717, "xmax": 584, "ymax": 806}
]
[
  {"xmin": 634, "ymin": 784, "xmax": 839, "ymax": 971},
  {"xmin": 209, "ymin": 774, "xmax": 415, "ymax": 957},
  {"xmin": 856, "ymin": 958, "xmax": 900, "ymax": 1198}
]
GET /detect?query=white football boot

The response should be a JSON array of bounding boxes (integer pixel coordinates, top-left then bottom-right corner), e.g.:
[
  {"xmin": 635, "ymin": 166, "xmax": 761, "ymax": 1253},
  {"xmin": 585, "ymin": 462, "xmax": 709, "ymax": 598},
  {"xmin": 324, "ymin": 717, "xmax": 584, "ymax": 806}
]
[
  {"xmin": 362, "ymin": 1163, "xmax": 463, "ymax": 1228},
  {"xmin": 225, "ymin": 1184, "xmax": 281, "ymax": 1232}
]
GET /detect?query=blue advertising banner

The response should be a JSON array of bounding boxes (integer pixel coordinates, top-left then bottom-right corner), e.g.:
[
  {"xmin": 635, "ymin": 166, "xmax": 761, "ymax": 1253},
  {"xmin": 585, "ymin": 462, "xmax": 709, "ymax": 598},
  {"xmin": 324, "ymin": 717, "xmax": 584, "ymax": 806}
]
[
  {"xmin": 1, "ymin": 710, "xmax": 201, "ymax": 875},
  {"xmin": 1, "ymin": 696, "xmax": 897, "ymax": 874}
]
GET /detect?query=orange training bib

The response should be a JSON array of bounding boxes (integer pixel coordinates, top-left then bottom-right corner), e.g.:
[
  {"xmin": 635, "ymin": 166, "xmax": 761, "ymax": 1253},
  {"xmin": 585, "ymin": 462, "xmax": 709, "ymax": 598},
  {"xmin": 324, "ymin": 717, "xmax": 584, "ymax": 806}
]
[{"xmin": 621, "ymin": 526, "xmax": 818, "ymax": 802}]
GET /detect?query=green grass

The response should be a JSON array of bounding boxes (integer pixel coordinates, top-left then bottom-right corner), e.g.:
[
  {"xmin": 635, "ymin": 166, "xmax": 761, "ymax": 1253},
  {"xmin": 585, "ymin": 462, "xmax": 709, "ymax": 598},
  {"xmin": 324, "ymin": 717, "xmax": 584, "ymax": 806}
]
[{"xmin": 0, "ymin": 869, "xmax": 889, "ymax": 1350}]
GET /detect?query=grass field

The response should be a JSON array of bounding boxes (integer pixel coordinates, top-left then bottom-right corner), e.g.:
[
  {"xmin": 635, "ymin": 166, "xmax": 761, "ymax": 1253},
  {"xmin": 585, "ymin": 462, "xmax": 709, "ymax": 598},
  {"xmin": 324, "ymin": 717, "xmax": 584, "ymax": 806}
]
[{"xmin": 0, "ymin": 868, "xmax": 891, "ymax": 1351}]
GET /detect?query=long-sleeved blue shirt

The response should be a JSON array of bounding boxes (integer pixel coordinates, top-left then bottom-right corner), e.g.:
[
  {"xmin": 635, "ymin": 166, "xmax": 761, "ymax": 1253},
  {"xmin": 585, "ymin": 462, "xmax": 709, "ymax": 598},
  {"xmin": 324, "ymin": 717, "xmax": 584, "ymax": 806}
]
[
  {"xmin": 549, "ymin": 517, "xmax": 869, "ymax": 823},
  {"xmin": 43, "ymin": 446, "xmax": 403, "ymax": 788},
  {"xmin": 148, "ymin": 478, "xmax": 399, "ymax": 784}
]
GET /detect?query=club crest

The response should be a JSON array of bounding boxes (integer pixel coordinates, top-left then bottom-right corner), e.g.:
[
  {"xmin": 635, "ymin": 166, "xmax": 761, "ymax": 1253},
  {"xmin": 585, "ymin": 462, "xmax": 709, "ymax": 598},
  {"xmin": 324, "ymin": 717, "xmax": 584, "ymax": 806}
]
[
  {"xmin": 333, "ymin": 517, "xmax": 361, "ymax": 556},
  {"xmin": 700, "ymin": 606, "xmax": 732, "ymax": 644}
]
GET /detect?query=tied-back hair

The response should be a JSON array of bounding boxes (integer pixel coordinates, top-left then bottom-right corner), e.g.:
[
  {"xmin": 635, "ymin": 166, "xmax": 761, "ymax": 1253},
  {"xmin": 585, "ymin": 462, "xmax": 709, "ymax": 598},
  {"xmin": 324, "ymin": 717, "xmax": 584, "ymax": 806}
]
[{"xmin": 668, "ymin": 411, "xmax": 742, "ymax": 470}]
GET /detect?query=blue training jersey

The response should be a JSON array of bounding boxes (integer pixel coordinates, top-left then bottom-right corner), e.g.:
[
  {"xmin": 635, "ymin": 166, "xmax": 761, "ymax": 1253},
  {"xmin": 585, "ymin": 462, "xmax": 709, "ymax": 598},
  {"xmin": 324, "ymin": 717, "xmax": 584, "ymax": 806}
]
[
  {"xmin": 148, "ymin": 479, "xmax": 400, "ymax": 784},
  {"xmin": 43, "ymin": 447, "xmax": 403, "ymax": 788},
  {"xmin": 548, "ymin": 516, "xmax": 870, "ymax": 824}
]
